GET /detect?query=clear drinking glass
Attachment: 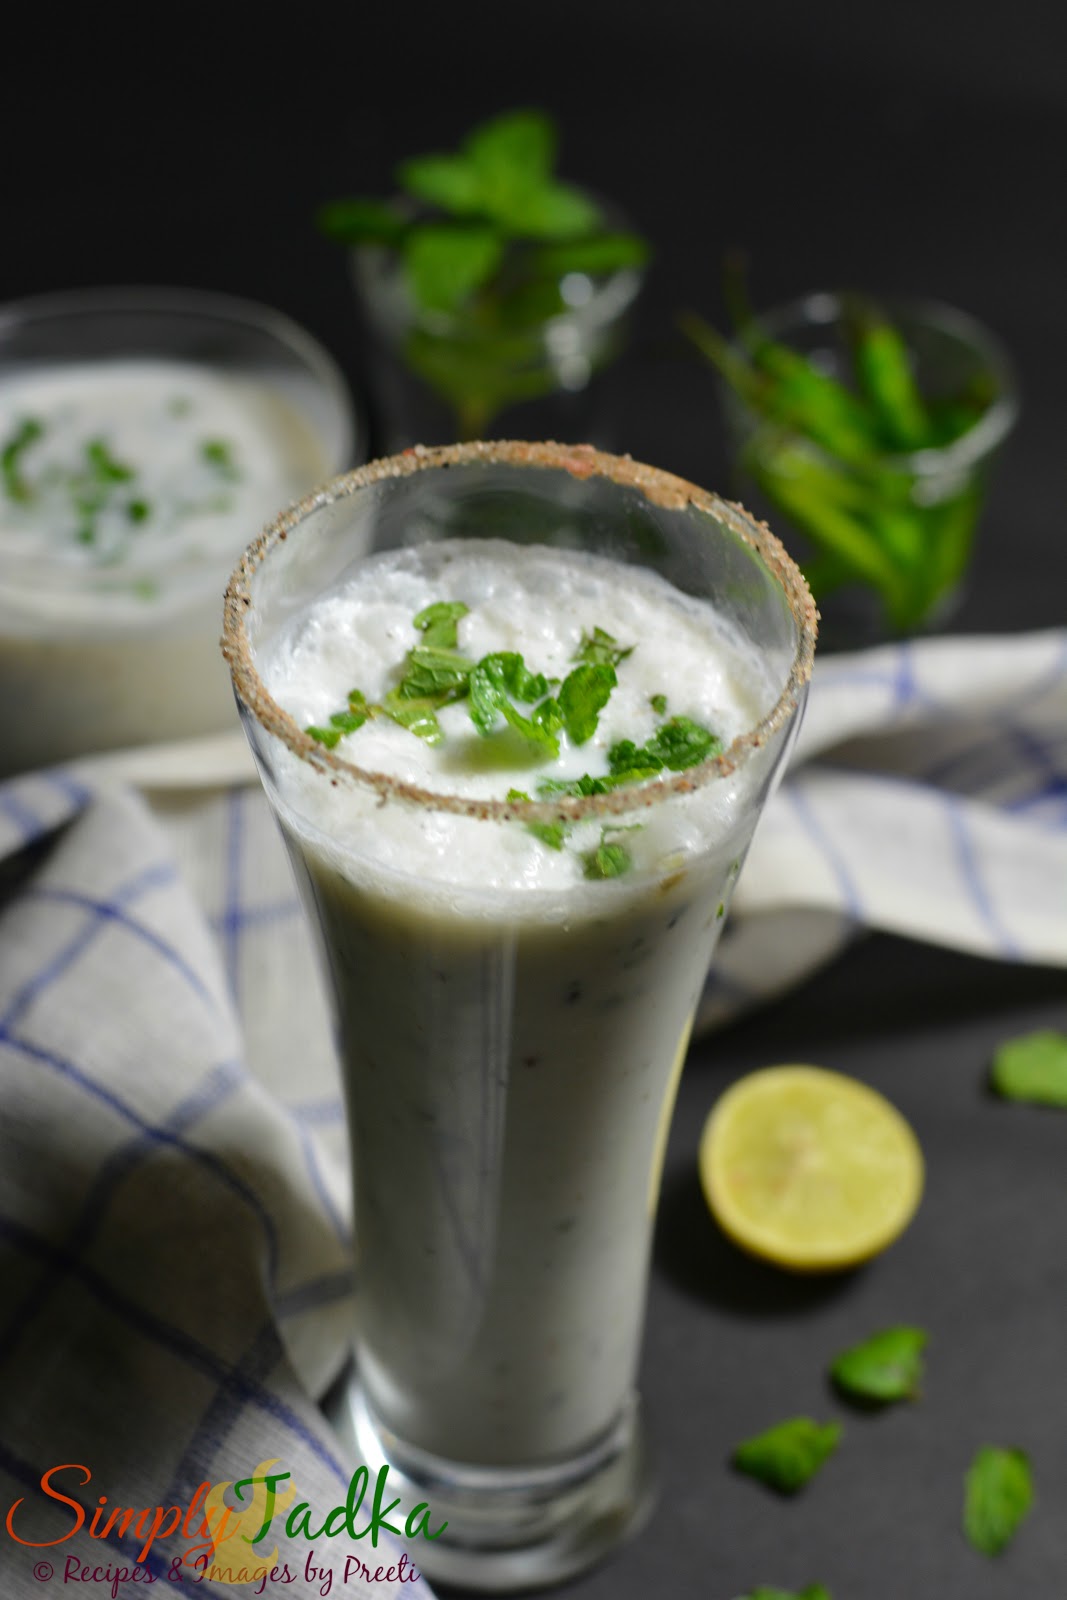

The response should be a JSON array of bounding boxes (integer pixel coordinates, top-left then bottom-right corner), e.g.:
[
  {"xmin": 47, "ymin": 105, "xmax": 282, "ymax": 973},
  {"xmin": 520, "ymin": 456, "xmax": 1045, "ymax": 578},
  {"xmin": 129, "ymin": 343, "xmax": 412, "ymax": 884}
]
[
  {"xmin": 222, "ymin": 441, "xmax": 816, "ymax": 1591},
  {"xmin": 720, "ymin": 292, "xmax": 1018, "ymax": 648}
]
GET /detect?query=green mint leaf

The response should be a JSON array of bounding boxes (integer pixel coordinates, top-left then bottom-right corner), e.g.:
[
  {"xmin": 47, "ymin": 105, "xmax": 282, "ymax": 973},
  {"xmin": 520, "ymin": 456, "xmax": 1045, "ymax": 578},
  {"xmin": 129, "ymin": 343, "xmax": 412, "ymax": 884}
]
[
  {"xmin": 733, "ymin": 1419, "xmax": 842, "ymax": 1494},
  {"xmin": 990, "ymin": 1030, "xmax": 1067, "ymax": 1109},
  {"xmin": 403, "ymin": 223, "xmax": 504, "ymax": 313},
  {"xmin": 397, "ymin": 646, "xmax": 474, "ymax": 701},
  {"xmin": 830, "ymin": 1326, "xmax": 927, "ymax": 1403},
  {"xmin": 201, "ymin": 438, "xmax": 240, "ymax": 480},
  {"xmin": 87, "ymin": 439, "xmax": 134, "ymax": 484},
  {"xmin": 534, "ymin": 232, "xmax": 650, "ymax": 278},
  {"xmin": 505, "ymin": 786, "xmax": 567, "ymax": 849},
  {"xmin": 306, "ymin": 724, "xmax": 343, "ymax": 749},
  {"xmin": 329, "ymin": 708, "xmax": 369, "ymax": 736},
  {"xmin": 607, "ymin": 739, "xmax": 665, "ymax": 782},
  {"xmin": 126, "ymin": 499, "xmax": 152, "ymax": 524},
  {"xmin": 465, "ymin": 108, "xmax": 556, "ymax": 192},
  {"xmin": 582, "ymin": 841, "xmax": 632, "ymax": 880},
  {"xmin": 650, "ymin": 693, "xmax": 668, "ymax": 715},
  {"xmin": 413, "ymin": 599, "xmax": 469, "ymax": 649},
  {"xmin": 2, "ymin": 417, "xmax": 43, "ymax": 502},
  {"xmin": 468, "ymin": 652, "xmax": 555, "ymax": 752},
  {"xmin": 396, "ymin": 153, "xmax": 484, "ymax": 217},
  {"xmin": 645, "ymin": 714, "xmax": 722, "ymax": 770},
  {"xmin": 740, "ymin": 1588, "xmax": 831, "ymax": 1600},
  {"xmin": 964, "ymin": 1447, "xmax": 1033, "ymax": 1556},
  {"xmin": 572, "ymin": 626, "xmax": 634, "ymax": 669},
  {"xmin": 380, "ymin": 690, "xmax": 445, "ymax": 745},
  {"xmin": 316, "ymin": 198, "xmax": 407, "ymax": 247},
  {"xmin": 494, "ymin": 179, "xmax": 602, "ymax": 240},
  {"xmin": 558, "ymin": 662, "xmax": 617, "ymax": 745},
  {"xmin": 537, "ymin": 773, "xmax": 615, "ymax": 799}
]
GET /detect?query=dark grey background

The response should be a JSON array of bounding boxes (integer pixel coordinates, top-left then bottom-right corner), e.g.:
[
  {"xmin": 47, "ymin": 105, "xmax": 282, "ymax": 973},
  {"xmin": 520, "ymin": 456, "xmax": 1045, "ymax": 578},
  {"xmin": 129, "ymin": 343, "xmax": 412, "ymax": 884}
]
[{"xmin": 5, "ymin": 6, "xmax": 1066, "ymax": 1595}]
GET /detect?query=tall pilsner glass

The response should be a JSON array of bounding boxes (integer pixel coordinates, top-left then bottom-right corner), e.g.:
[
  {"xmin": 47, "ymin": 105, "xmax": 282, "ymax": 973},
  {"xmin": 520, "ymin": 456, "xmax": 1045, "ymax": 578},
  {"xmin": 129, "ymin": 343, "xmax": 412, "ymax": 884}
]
[{"xmin": 223, "ymin": 441, "xmax": 816, "ymax": 1591}]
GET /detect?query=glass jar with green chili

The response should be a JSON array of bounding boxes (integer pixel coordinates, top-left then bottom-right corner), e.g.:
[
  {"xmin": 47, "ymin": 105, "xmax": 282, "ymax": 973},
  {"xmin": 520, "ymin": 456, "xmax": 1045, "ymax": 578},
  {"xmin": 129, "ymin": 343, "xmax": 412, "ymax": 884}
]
[{"xmin": 683, "ymin": 290, "xmax": 1018, "ymax": 647}]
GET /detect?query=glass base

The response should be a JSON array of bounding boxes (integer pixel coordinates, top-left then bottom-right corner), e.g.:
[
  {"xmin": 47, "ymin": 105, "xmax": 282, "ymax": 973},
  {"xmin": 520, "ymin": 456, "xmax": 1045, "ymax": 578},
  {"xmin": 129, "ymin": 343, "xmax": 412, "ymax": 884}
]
[{"xmin": 323, "ymin": 1371, "xmax": 656, "ymax": 1592}]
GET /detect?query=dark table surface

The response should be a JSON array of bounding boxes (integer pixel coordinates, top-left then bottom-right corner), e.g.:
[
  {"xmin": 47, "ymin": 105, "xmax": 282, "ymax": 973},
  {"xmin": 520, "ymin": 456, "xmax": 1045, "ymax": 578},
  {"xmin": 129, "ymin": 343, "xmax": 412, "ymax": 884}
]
[{"xmin": 5, "ymin": 5, "xmax": 1066, "ymax": 1595}]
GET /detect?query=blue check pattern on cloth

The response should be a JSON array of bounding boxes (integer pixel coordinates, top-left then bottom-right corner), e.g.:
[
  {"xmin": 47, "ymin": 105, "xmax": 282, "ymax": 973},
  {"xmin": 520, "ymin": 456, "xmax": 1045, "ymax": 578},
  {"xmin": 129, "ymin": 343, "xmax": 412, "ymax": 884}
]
[
  {"xmin": 0, "ymin": 781, "xmax": 430, "ymax": 1598},
  {"xmin": 1, "ymin": 631, "xmax": 1065, "ymax": 1597}
]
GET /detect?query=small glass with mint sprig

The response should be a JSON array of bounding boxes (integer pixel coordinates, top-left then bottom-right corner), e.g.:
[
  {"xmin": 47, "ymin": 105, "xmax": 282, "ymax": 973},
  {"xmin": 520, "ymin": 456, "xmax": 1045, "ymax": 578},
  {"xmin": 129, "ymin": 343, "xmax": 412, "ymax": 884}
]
[
  {"xmin": 683, "ymin": 279, "xmax": 1018, "ymax": 647},
  {"xmin": 305, "ymin": 602, "xmax": 723, "ymax": 881},
  {"xmin": 318, "ymin": 108, "xmax": 648, "ymax": 448}
]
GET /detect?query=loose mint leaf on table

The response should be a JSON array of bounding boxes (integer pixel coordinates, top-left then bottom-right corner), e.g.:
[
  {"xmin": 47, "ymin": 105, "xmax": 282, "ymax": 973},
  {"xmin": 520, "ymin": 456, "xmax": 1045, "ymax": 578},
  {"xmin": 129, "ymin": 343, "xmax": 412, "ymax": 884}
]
[
  {"xmin": 964, "ymin": 1446, "xmax": 1033, "ymax": 1556},
  {"xmin": 990, "ymin": 1029, "xmax": 1067, "ymax": 1108},
  {"xmin": 557, "ymin": 662, "xmax": 616, "ymax": 745},
  {"xmin": 733, "ymin": 1418, "xmax": 842, "ymax": 1494},
  {"xmin": 830, "ymin": 1326, "xmax": 927, "ymax": 1404},
  {"xmin": 572, "ymin": 626, "xmax": 634, "ymax": 669},
  {"xmin": 413, "ymin": 599, "xmax": 469, "ymax": 649},
  {"xmin": 403, "ymin": 224, "xmax": 504, "ymax": 313}
]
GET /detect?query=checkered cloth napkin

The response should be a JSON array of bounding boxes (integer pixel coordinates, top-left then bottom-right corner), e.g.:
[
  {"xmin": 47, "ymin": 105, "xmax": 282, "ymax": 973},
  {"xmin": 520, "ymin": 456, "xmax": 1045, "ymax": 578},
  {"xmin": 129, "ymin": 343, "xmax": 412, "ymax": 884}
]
[{"xmin": 1, "ymin": 630, "xmax": 1064, "ymax": 1597}]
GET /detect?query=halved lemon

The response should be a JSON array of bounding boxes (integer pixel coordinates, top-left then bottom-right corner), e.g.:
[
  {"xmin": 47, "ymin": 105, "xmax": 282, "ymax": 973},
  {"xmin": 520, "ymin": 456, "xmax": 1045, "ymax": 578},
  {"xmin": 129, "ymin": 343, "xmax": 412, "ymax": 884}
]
[{"xmin": 699, "ymin": 1065, "xmax": 924, "ymax": 1272}]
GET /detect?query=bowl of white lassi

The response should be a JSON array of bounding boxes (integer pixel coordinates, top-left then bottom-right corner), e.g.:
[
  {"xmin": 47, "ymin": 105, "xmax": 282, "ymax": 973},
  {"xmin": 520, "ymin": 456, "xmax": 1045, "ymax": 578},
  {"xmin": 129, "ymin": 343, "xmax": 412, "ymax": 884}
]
[{"xmin": 0, "ymin": 286, "xmax": 359, "ymax": 775}]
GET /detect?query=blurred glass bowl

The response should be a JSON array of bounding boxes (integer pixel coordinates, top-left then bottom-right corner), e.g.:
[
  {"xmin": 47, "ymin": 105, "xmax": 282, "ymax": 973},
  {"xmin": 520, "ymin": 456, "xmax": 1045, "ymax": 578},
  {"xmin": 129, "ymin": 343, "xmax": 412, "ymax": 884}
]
[{"xmin": 0, "ymin": 287, "xmax": 360, "ymax": 774}]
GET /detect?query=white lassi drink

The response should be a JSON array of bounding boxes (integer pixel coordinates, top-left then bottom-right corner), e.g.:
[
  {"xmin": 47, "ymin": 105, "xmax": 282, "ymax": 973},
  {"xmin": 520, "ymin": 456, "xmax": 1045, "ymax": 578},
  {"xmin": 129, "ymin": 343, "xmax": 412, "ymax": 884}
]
[
  {"xmin": 0, "ymin": 345, "xmax": 341, "ymax": 772},
  {"xmin": 224, "ymin": 441, "xmax": 815, "ymax": 1588}
]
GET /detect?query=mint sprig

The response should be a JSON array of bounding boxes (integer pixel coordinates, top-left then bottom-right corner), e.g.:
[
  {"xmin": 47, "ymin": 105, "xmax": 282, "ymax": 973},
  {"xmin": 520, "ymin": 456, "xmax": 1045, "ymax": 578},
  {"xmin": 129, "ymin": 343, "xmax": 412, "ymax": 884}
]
[
  {"xmin": 733, "ymin": 1418, "xmax": 842, "ymax": 1495},
  {"xmin": 317, "ymin": 108, "xmax": 649, "ymax": 437}
]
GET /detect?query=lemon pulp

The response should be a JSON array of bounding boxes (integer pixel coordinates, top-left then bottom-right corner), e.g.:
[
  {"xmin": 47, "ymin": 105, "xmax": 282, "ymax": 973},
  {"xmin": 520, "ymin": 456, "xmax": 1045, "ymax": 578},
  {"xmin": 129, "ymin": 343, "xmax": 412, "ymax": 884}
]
[{"xmin": 699, "ymin": 1064, "xmax": 924, "ymax": 1271}]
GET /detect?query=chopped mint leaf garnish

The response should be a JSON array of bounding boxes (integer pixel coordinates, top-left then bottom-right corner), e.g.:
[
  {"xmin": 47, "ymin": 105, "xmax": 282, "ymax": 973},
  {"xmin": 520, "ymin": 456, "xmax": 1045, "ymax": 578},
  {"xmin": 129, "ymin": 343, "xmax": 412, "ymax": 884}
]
[
  {"xmin": 650, "ymin": 693, "xmax": 668, "ymax": 715},
  {"xmin": 397, "ymin": 646, "xmax": 475, "ymax": 701},
  {"xmin": 964, "ymin": 1447, "xmax": 1033, "ymax": 1556},
  {"xmin": 733, "ymin": 1419, "xmax": 842, "ymax": 1494},
  {"xmin": 581, "ymin": 839, "xmax": 632, "ymax": 879},
  {"xmin": 572, "ymin": 625, "xmax": 634, "ymax": 669},
  {"xmin": 740, "ymin": 1587, "xmax": 831, "ymax": 1600},
  {"xmin": 201, "ymin": 438, "xmax": 240, "ymax": 480},
  {"xmin": 557, "ymin": 662, "xmax": 617, "ymax": 745},
  {"xmin": 306, "ymin": 724, "xmax": 344, "ymax": 748},
  {"xmin": 2, "ymin": 417, "xmax": 43, "ymax": 502},
  {"xmin": 74, "ymin": 524, "xmax": 96, "ymax": 546},
  {"xmin": 507, "ymin": 788, "xmax": 569, "ymax": 851},
  {"xmin": 329, "ymin": 707, "xmax": 370, "ymax": 736},
  {"xmin": 609, "ymin": 714, "xmax": 722, "ymax": 778},
  {"xmin": 86, "ymin": 438, "xmax": 134, "ymax": 483},
  {"xmin": 380, "ymin": 691, "xmax": 445, "ymax": 745},
  {"xmin": 413, "ymin": 599, "xmax": 470, "ymax": 649},
  {"xmin": 537, "ymin": 773, "xmax": 617, "ymax": 799},
  {"xmin": 126, "ymin": 498, "xmax": 152, "ymax": 524},
  {"xmin": 468, "ymin": 652, "xmax": 558, "ymax": 754},
  {"xmin": 830, "ymin": 1326, "xmax": 927, "ymax": 1404},
  {"xmin": 168, "ymin": 395, "xmax": 193, "ymax": 416},
  {"xmin": 990, "ymin": 1029, "xmax": 1067, "ymax": 1109}
]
